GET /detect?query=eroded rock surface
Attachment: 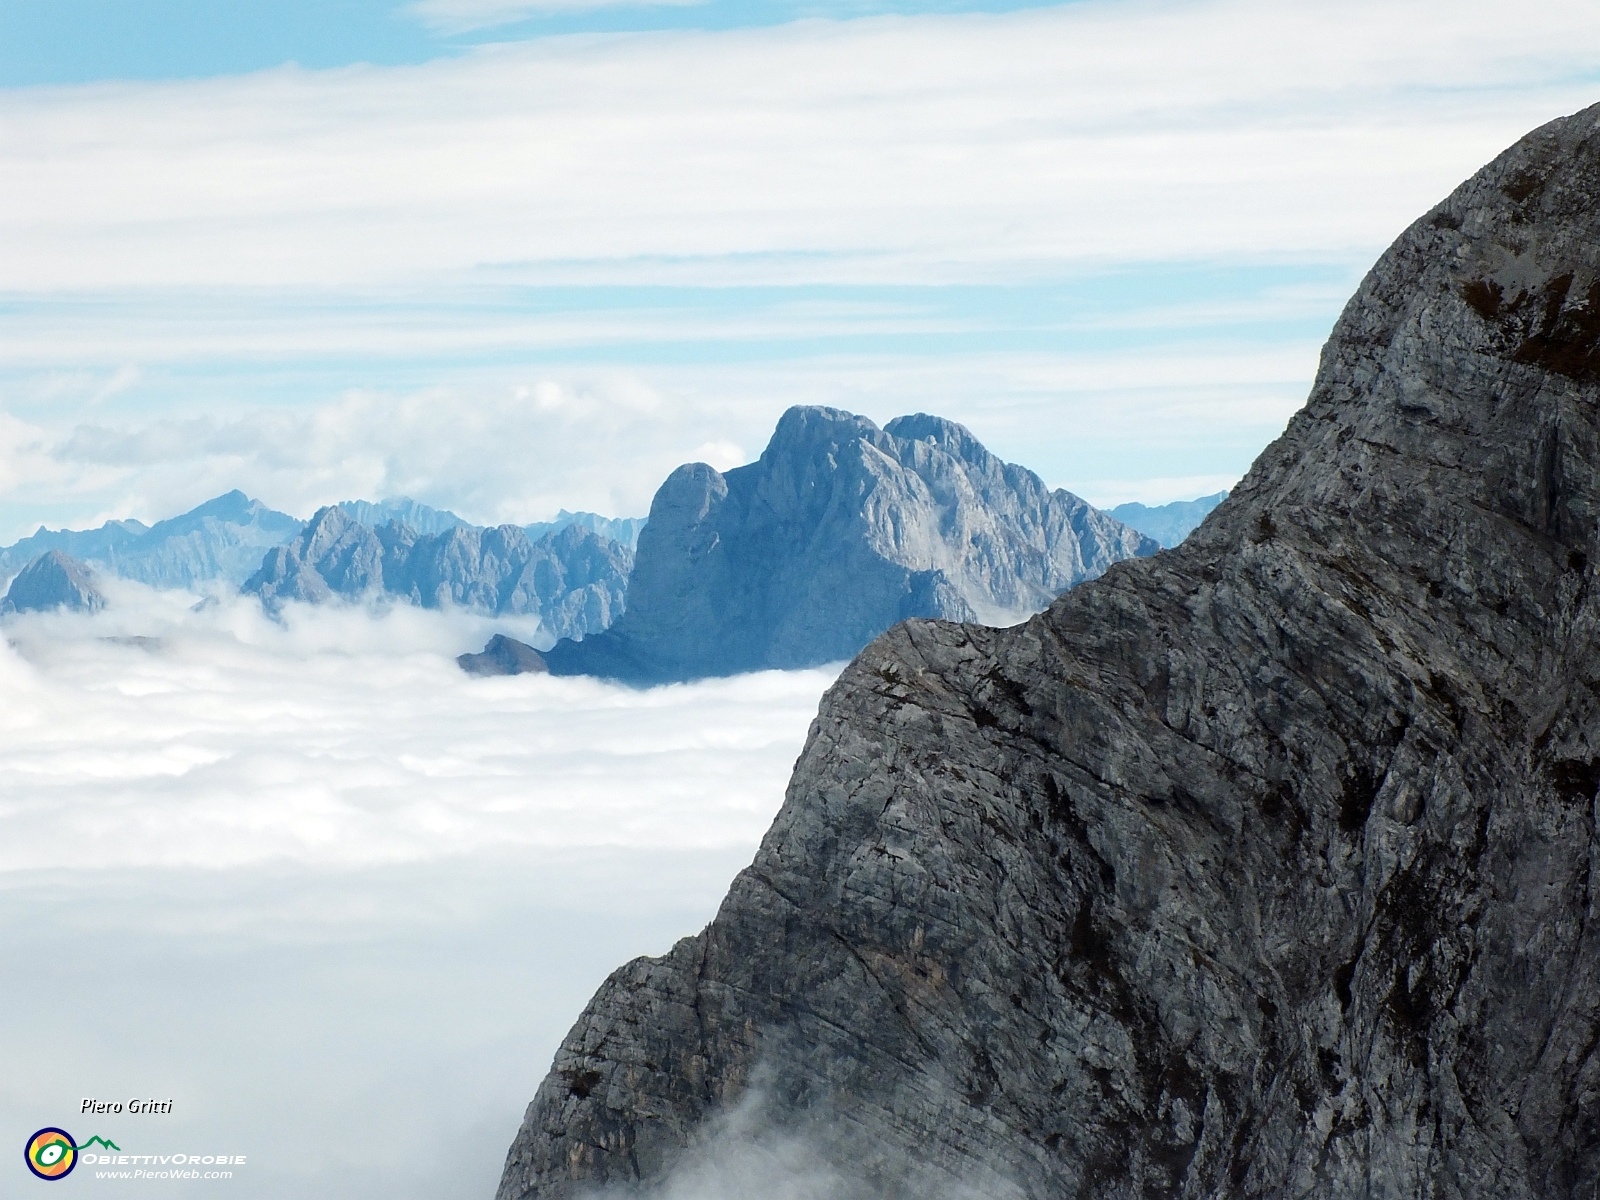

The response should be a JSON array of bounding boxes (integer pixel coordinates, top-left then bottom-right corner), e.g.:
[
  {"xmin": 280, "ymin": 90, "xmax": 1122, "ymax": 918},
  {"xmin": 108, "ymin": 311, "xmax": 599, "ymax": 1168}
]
[
  {"xmin": 498, "ymin": 106, "xmax": 1600, "ymax": 1199},
  {"xmin": 544, "ymin": 406, "xmax": 1156, "ymax": 684}
]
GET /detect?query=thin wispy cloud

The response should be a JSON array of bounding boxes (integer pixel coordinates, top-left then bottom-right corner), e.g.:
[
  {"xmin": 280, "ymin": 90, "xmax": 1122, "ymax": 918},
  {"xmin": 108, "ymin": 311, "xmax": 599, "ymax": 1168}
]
[
  {"xmin": 4, "ymin": 0, "xmax": 1596, "ymax": 534},
  {"xmin": 407, "ymin": 0, "xmax": 704, "ymax": 35},
  {"xmin": 3, "ymin": 0, "xmax": 1598, "ymax": 292}
]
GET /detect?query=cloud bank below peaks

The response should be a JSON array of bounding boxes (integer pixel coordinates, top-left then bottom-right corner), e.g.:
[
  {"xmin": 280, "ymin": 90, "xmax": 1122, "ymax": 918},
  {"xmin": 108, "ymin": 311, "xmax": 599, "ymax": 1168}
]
[{"xmin": 0, "ymin": 586, "xmax": 838, "ymax": 873}]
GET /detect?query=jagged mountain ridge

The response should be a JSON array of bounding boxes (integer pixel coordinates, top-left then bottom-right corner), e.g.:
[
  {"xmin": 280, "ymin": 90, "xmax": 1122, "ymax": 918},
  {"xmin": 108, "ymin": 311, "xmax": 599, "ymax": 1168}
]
[
  {"xmin": 497, "ymin": 106, "xmax": 1600, "ymax": 1199},
  {"xmin": 244, "ymin": 505, "xmax": 632, "ymax": 641},
  {"xmin": 543, "ymin": 406, "xmax": 1157, "ymax": 684},
  {"xmin": 338, "ymin": 497, "xmax": 647, "ymax": 549},
  {"xmin": 0, "ymin": 490, "xmax": 302, "ymax": 589},
  {"xmin": 0, "ymin": 492, "xmax": 647, "ymax": 597},
  {"xmin": 525, "ymin": 510, "xmax": 648, "ymax": 552}
]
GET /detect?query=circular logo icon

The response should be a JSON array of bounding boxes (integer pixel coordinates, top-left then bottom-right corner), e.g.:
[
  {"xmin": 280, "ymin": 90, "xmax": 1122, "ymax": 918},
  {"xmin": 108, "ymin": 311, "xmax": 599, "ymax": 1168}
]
[{"xmin": 24, "ymin": 1129, "xmax": 77, "ymax": 1181}]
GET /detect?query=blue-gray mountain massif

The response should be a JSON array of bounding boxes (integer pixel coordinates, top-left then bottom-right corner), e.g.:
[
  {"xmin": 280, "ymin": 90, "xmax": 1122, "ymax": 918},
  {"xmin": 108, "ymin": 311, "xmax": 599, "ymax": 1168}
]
[
  {"xmin": 540, "ymin": 406, "xmax": 1157, "ymax": 684},
  {"xmin": 0, "ymin": 490, "xmax": 301, "ymax": 589}
]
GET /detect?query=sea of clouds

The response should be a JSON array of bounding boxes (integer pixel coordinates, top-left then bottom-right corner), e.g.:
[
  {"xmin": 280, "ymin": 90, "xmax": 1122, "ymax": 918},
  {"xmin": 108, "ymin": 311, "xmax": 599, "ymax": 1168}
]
[{"xmin": 0, "ymin": 586, "xmax": 838, "ymax": 1198}]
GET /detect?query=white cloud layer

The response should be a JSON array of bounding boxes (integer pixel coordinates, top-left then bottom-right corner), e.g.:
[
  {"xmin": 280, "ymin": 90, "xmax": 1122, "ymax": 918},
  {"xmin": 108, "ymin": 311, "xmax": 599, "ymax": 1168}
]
[
  {"xmin": 1, "ymin": 850, "xmax": 748, "ymax": 1199},
  {"xmin": 0, "ymin": 587, "xmax": 835, "ymax": 1199},
  {"xmin": 0, "ymin": 587, "xmax": 837, "ymax": 871},
  {"xmin": 2, "ymin": 0, "xmax": 1597, "ymax": 291}
]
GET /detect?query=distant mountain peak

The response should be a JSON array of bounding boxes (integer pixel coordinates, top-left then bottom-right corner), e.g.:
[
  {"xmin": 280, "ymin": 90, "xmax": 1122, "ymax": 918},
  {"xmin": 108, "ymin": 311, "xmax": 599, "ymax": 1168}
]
[
  {"xmin": 1110, "ymin": 490, "xmax": 1230, "ymax": 548},
  {"xmin": 0, "ymin": 492, "xmax": 304, "ymax": 591},
  {"xmin": 334, "ymin": 497, "xmax": 471, "ymax": 537},
  {"xmin": 543, "ymin": 404, "xmax": 1156, "ymax": 684},
  {"xmin": 188, "ymin": 489, "xmax": 255, "ymax": 518},
  {"xmin": 1, "ymin": 549, "xmax": 106, "ymax": 615}
]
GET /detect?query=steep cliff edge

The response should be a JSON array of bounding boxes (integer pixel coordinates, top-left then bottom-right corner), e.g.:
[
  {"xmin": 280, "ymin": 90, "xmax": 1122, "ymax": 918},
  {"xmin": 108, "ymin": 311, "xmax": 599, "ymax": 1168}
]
[
  {"xmin": 498, "ymin": 106, "xmax": 1600, "ymax": 1200},
  {"xmin": 544, "ymin": 406, "xmax": 1155, "ymax": 684}
]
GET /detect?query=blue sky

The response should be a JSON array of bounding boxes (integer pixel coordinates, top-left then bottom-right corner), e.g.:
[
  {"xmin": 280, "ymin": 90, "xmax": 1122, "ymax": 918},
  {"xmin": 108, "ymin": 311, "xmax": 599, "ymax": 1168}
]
[
  {"xmin": 0, "ymin": 0, "xmax": 1082, "ymax": 85},
  {"xmin": 2, "ymin": 0, "xmax": 1598, "ymax": 538}
]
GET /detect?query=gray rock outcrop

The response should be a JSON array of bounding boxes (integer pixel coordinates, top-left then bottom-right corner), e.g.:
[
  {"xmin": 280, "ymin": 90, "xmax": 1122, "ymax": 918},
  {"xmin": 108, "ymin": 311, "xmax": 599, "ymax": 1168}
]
[
  {"xmin": 244, "ymin": 506, "xmax": 632, "ymax": 640},
  {"xmin": 458, "ymin": 634, "xmax": 549, "ymax": 677},
  {"xmin": 0, "ymin": 490, "xmax": 302, "ymax": 590},
  {"xmin": 543, "ymin": 407, "xmax": 1157, "ymax": 684},
  {"xmin": 497, "ymin": 105, "xmax": 1600, "ymax": 1199},
  {"xmin": 1111, "ymin": 490, "xmax": 1229, "ymax": 548},
  {"xmin": 2, "ymin": 550, "xmax": 107, "ymax": 614}
]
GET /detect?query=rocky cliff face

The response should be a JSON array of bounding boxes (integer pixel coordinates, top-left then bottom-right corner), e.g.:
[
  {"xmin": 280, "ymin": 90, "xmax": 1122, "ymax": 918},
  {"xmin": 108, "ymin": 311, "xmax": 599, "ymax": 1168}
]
[
  {"xmin": 2, "ymin": 550, "xmax": 107, "ymax": 614},
  {"xmin": 244, "ymin": 506, "xmax": 631, "ymax": 640},
  {"xmin": 544, "ymin": 407, "xmax": 1156, "ymax": 684},
  {"xmin": 497, "ymin": 106, "xmax": 1600, "ymax": 1200},
  {"xmin": 0, "ymin": 490, "xmax": 302, "ymax": 590}
]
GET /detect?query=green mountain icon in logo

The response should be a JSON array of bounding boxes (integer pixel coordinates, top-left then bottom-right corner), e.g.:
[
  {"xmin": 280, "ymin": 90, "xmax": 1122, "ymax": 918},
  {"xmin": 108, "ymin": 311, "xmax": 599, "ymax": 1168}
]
[{"xmin": 76, "ymin": 1136, "xmax": 121, "ymax": 1152}]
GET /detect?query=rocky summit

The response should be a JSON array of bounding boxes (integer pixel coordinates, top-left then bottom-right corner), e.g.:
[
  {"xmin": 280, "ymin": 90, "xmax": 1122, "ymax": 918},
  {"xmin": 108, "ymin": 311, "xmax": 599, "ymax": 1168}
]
[
  {"xmin": 1, "ymin": 550, "xmax": 107, "ymax": 615},
  {"xmin": 458, "ymin": 634, "xmax": 549, "ymax": 677},
  {"xmin": 497, "ymin": 106, "xmax": 1600, "ymax": 1199},
  {"xmin": 543, "ymin": 406, "xmax": 1156, "ymax": 684}
]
